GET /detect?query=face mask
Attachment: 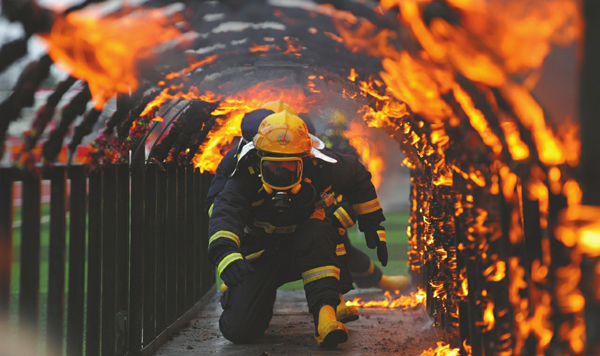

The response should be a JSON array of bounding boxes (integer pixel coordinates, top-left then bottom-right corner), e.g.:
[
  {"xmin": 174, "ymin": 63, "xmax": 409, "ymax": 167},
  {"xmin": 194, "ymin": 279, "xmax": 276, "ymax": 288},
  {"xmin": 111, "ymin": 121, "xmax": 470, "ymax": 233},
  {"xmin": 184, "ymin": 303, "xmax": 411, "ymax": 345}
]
[{"xmin": 259, "ymin": 156, "xmax": 303, "ymax": 194}]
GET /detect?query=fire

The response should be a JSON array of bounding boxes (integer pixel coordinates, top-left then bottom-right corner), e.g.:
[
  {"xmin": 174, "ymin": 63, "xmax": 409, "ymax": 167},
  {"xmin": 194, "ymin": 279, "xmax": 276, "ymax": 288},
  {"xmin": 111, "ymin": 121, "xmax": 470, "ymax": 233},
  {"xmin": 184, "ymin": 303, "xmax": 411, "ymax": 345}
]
[
  {"xmin": 164, "ymin": 55, "xmax": 218, "ymax": 80},
  {"xmin": 483, "ymin": 260, "xmax": 506, "ymax": 282},
  {"xmin": 192, "ymin": 80, "xmax": 320, "ymax": 173},
  {"xmin": 480, "ymin": 300, "xmax": 495, "ymax": 331},
  {"xmin": 249, "ymin": 44, "xmax": 272, "ymax": 53},
  {"xmin": 499, "ymin": 116, "xmax": 530, "ymax": 161},
  {"xmin": 40, "ymin": 6, "xmax": 184, "ymax": 109},
  {"xmin": 343, "ymin": 121, "xmax": 384, "ymax": 189},
  {"xmin": 348, "ymin": 68, "xmax": 358, "ymax": 82},
  {"xmin": 556, "ymin": 205, "xmax": 600, "ymax": 257},
  {"xmin": 345, "ymin": 288, "xmax": 426, "ymax": 309},
  {"xmin": 453, "ymin": 84, "xmax": 503, "ymax": 156},
  {"xmin": 140, "ymin": 86, "xmax": 220, "ymax": 117},
  {"xmin": 416, "ymin": 341, "xmax": 460, "ymax": 356}
]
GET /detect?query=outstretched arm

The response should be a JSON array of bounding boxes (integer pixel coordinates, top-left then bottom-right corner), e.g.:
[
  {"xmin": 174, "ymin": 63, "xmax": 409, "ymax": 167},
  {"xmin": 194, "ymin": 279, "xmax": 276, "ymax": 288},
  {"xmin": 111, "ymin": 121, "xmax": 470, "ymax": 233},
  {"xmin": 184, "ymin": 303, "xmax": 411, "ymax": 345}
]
[{"xmin": 327, "ymin": 151, "xmax": 388, "ymax": 266}]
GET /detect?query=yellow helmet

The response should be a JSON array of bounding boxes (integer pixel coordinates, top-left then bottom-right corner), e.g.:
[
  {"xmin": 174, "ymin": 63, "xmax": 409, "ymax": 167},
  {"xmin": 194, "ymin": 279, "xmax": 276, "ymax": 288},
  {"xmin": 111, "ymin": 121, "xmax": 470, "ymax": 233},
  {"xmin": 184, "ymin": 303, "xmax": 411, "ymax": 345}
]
[
  {"xmin": 260, "ymin": 99, "xmax": 299, "ymax": 116},
  {"xmin": 253, "ymin": 110, "xmax": 312, "ymax": 156},
  {"xmin": 253, "ymin": 110, "xmax": 312, "ymax": 194}
]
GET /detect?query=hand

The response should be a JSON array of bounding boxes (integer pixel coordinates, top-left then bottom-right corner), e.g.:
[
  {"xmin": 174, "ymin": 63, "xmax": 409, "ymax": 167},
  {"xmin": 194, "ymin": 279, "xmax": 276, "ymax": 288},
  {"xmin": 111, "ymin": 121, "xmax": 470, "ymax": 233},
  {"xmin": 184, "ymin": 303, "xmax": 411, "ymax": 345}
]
[
  {"xmin": 363, "ymin": 225, "xmax": 388, "ymax": 267},
  {"xmin": 218, "ymin": 251, "xmax": 255, "ymax": 287}
]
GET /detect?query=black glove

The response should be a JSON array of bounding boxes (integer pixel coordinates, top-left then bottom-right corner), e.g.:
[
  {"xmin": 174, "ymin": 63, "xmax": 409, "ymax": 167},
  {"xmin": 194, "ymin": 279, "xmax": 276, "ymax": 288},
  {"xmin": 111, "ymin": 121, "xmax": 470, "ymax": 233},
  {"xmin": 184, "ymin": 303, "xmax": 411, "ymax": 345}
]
[
  {"xmin": 217, "ymin": 250, "xmax": 255, "ymax": 287},
  {"xmin": 363, "ymin": 225, "xmax": 388, "ymax": 267}
]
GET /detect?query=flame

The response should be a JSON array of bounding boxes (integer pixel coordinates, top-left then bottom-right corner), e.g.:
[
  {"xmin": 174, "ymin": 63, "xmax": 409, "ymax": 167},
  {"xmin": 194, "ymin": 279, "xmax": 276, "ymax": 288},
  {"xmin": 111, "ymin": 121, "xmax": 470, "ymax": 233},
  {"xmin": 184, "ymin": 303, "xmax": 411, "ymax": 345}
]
[
  {"xmin": 453, "ymin": 84, "xmax": 503, "ymax": 155},
  {"xmin": 483, "ymin": 261, "xmax": 506, "ymax": 282},
  {"xmin": 40, "ymin": 7, "xmax": 183, "ymax": 109},
  {"xmin": 164, "ymin": 55, "xmax": 218, "ymax": 80},
  {"xmin": 416, "ymin": 341, "xmax": 460, "ymax": 356},
  {"xmin": 475, "ymin": 299, "xmax": 495, "ymax": 332},
  {"xmin": 192, "ymin": 80, "xmax": 320, "ymax": 173},
  {"xmin": 345, "ymin": 288, "xmax": 426, "ymax": 309},
  {"xmin": 249, "ymin": 44, "xmax": 272, "ymax": 53},
  {"xmin": 499, "ymin": 115, "xmax": 530, "ymax": 161},
  {"xmin": 501, "ymin": 83, "xmax": 566, "ymax": 166},
  {"xmin": 140, "ymin": 86, "xmax": 220, "ymax": 117},
  {"xmin": 348, "ymin": 68, "xmax": 358, "ymax": 81},
  {"xmin": 556, "ymin": 205, "xmax": 600, "ymax": 257},
  {"xmin": 283, "ymin": 36, "xmax": 302, "ymax": 55},
  {"xmin": 344, "ymin": 121, "xmax": 384, "ymax": 189}
]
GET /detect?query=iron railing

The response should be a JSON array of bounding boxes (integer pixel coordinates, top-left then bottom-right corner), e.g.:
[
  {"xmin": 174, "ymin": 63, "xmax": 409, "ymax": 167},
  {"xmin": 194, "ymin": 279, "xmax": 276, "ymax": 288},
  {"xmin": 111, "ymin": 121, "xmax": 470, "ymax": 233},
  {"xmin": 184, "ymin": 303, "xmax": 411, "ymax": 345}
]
[{"xmin": 0, "ymin": 162, "xmax": 214, "ymax": 356}]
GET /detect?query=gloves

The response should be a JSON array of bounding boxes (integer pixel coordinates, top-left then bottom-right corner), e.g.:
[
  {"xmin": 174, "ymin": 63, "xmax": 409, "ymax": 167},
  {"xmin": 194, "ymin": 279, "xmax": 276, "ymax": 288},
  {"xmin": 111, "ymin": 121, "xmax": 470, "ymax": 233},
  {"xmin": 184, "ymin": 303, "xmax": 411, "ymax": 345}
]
[
  {"xmin": 363, "ymin": 225, "xmax": 388, "ymax": 267},
  {"xmin": 217, "ymin": 249, "xmax": 255, "ymax": 287}
]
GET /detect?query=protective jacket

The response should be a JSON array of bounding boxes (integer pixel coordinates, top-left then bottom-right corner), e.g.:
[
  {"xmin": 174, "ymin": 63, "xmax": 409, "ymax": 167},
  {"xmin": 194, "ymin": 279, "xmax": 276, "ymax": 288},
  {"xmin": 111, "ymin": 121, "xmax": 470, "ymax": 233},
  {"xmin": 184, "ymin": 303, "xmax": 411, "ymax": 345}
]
[{"xmin": 208, "ymin": 149, "xmax": 385, "ymax": 266}]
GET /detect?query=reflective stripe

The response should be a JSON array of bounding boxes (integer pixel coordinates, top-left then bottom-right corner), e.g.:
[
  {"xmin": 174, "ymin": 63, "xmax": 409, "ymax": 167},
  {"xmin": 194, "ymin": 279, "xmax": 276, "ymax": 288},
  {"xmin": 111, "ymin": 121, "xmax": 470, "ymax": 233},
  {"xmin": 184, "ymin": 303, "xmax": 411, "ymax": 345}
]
[
  {"xmin": 251, "ymin": 199, "xmax": 264, "ymax": 207},
  {"xmin": 218, "ymin": 253, "xmax": 243, "ymax": 275},
  {"xmin": 352, "ymin": 198, "xmax": 382, "ymax": 215},
  {"xmin": 302, "ymin": 266, "xmax": 340, "ymax": 285},
  {"xmin": 352, "ymin": 260, "xmax": 375, "ymax": 278},
  {"xmin": 208, "ymin": 203, "xmax": 214, "ymax": 218},
  {"xmin": 336, "ymin": 244, "xmax": 346, "ymax": 256},
  {"xmin": 245, "ymin": 250, "xmax": 264, "ymax": 261},
  {"xmin": 248, "ymin": 166, "xmax": 255, "ymax": 174},
  {"xmin": 254, "ymin": 220, "xmax": 297, "ymax": 234},
  {"xmin": 209, "ymin": 231, "xmax": 240, "ymax": 248},
  {"xmin": 333, "ymin": 207, "xmax": 355, "ymax": 228},
  {"xmin": 377, "ymin": 230, "xmax": 386, "ymax": 243}
]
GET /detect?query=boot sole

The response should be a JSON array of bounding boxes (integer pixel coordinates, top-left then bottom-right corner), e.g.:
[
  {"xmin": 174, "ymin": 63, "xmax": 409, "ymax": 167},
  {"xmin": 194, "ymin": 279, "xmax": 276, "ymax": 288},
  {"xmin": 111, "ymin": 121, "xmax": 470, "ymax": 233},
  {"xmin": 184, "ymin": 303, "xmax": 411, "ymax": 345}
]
[
  {"xmin": 318, "ymin": 329, "xmax": 348, "ymax": 348},
  {"xmin": 339, "ymin": 314, "xmax": 359, "ymax": 324}
]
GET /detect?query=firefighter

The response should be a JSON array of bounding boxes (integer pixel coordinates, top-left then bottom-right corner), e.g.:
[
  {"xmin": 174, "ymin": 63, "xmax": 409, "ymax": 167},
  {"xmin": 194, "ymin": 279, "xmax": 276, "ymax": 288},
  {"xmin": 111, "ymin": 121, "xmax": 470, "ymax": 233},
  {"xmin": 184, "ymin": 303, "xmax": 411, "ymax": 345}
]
[
  {"xmin": 207, "ymin": 102, "xmax": 409, "ymax": 319},
  {"xmin": 208, "ymin": 109, "xmax": 388, "ymax": 347}
]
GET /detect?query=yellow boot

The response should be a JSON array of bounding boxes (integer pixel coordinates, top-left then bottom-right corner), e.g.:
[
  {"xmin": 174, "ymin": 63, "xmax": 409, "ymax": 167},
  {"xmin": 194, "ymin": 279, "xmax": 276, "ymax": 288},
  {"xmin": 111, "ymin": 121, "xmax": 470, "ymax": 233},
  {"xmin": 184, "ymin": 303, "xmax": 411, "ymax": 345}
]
[
  {"xmin": 219, "ymin": 283, "xmax": 228, "ymax": 293},
  {"xmin": 378, "ymin": 275, "xmax": 410, "ymax": 292},
  {"xmin": 314, "ymin": 304, "xmax": 348, "ymax": 348},
  {"xmin": 336, "ymin": 294, "xmax": 359, "ymax": 324}
]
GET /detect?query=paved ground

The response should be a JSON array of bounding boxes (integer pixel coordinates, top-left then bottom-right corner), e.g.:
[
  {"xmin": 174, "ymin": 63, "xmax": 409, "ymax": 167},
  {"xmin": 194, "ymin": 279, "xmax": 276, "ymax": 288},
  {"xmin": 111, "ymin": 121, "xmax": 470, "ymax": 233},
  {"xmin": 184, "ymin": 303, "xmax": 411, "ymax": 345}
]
[{"xmin": 154, "ymin": 289, "xmax": 441, "ymax": 356}]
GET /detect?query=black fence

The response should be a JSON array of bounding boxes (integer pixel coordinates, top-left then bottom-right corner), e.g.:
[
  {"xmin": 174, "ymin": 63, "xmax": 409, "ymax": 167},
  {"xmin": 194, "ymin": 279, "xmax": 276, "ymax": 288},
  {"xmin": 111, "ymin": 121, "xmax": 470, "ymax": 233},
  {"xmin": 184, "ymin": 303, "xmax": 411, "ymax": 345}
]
[{"xmin": 0, "ymin": 162, "xmax": 215, "ymax": 356}]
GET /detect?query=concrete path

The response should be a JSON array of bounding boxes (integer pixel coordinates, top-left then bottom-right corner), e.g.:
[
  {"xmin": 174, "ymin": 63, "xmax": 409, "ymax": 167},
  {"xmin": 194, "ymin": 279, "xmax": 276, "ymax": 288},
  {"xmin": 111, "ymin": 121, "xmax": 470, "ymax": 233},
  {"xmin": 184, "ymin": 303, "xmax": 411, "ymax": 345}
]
[{"xmin": 154, "ymin": 289, "xmax": 442, "ymax": 356}]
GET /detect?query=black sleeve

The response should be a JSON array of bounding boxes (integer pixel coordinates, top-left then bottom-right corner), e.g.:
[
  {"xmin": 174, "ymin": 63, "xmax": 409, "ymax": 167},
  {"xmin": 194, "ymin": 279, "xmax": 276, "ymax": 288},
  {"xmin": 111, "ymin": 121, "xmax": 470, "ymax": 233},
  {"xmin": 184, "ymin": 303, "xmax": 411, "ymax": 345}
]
[
  {"xmin": 205, "ymin": 146, "xmax": 238, "ymax": 214},
  {"xmin": 327, "ymin": 151, "xmax": 385, "ymax": 230},
  {"xmin": 207, "ymin": 175, "xmax": 255, "ymax": 264}
]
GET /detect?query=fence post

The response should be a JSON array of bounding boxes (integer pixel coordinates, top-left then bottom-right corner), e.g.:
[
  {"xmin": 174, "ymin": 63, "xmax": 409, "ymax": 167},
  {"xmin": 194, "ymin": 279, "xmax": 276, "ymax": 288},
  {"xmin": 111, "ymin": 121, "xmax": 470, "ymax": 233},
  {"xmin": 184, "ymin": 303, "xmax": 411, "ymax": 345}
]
[
  {"xmin": 102, "ymin": 164, "xmax": 118, "ymax": 356},
  {"xmin": 116, "ymin": 163, "xmax": 130, "ymax": 356},
  {"xmin": 185, "ymin": 166, "xmax": 194, "ymax": 309},
  {"xmin": 166, "ymin": 165, "xmax": 177, "ymax": 324},
  {"xmin": 66, "ymin": 165, "xmax": 87, "ymax": 356},
  {"xmin": 143, "ymin": 164, "xmax": 157, "ymax": 346},
  {"xmin": 201, "ymin": 173, "xmax": 215, "ymax": 292},
  {"xmin": 176, "ymin": 165, "xmax": 186, "ymax": 317},
  {"xmin": 19, "ymin": 169, "xmax": 41, "ymax": 338},
  {"xmin": 192, "ymin": 168, "xmax": 201, "ymax": 300},
  {"xmin": 86, "ymin": 168, "xmax": 102, "ymax": 356},
  {"xmin": 155, "ymin": 167, "xmax": 167, "ymax": 334},
  {"xmin": 0, "ymin": 167, "xmax": 13, "ymax": 317},
  {"xmin": 46, "ymin": 166, "xmax": 67, "ymax": 355},
  {"xmin": 129, "ymin": 146, "xmax": 145, "ymax": 355}
]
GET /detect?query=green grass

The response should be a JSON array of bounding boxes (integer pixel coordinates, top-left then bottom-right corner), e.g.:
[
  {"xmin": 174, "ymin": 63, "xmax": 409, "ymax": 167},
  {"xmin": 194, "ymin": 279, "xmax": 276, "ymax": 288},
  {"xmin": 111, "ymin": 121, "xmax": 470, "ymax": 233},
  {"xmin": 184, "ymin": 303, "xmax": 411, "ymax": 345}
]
[{"xmin": 216, "ymin": 211, "xmax": 410, "ymax": 290}]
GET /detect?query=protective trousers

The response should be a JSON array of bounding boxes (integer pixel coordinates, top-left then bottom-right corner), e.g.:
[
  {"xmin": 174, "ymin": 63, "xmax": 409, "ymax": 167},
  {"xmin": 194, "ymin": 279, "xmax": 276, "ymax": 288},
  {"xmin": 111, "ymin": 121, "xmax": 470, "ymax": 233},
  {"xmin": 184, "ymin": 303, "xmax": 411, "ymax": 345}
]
[
  {"xmin": 341, "ymin": 232, "xmax": 383, "ymax": 288},
  {"xmin": 219, "ymin": 218, "xmax": 341, "ymax": 343}
]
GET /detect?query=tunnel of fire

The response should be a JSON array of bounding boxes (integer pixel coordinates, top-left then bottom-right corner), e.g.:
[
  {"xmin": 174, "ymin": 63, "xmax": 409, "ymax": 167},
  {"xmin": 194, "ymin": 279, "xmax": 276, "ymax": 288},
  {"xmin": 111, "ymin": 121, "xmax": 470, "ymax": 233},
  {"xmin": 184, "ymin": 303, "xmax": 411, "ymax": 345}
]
[{"xmin": 1, "ymin": 0, "xmax": 599, "ymax": 355}]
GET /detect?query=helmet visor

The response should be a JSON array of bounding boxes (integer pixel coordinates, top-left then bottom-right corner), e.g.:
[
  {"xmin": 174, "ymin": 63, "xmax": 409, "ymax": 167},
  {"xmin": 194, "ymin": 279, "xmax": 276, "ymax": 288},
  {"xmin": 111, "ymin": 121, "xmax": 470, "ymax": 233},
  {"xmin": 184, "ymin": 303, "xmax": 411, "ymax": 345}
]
[{"xmin": 260, "ymin": 157, "xmax": 303, "ymax": 190}]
